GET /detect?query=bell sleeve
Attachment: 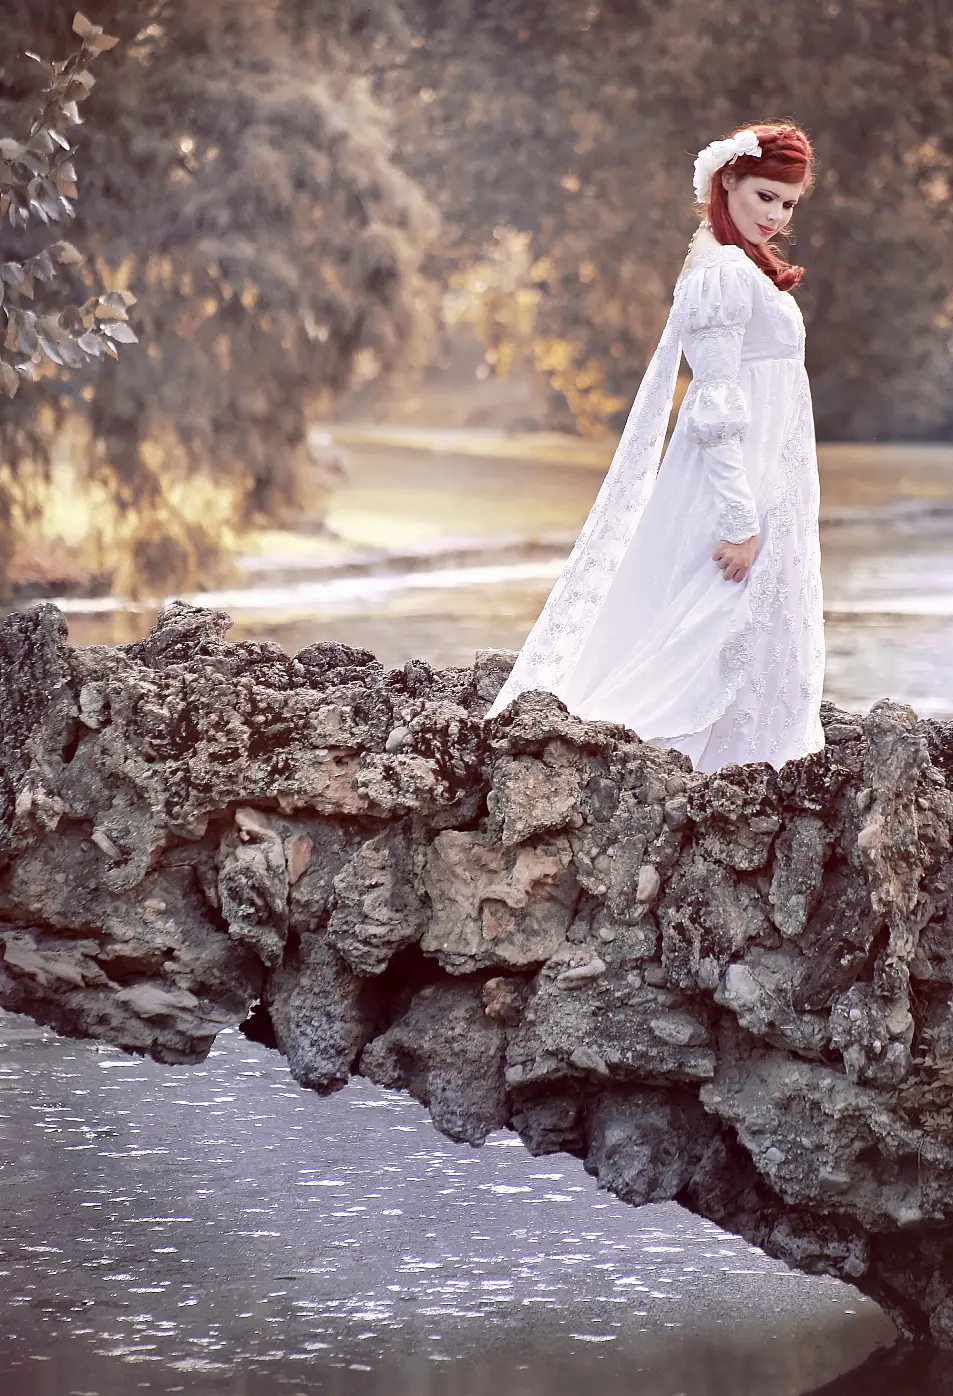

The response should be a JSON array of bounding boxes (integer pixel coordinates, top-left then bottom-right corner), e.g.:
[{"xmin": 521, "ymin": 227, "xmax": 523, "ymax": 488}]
[{"xmin": 682, "ymin": 260, "xmax": 760, "ymax": 544}]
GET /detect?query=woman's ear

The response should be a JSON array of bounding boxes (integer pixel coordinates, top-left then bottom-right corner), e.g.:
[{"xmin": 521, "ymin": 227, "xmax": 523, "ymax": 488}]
[{"xmin": 721, "ymin": 170, "xmax": 735, "ymax": 192}]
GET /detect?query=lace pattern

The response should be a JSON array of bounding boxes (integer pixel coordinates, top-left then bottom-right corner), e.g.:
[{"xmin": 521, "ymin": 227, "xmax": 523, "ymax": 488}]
[
  {"xmin": 716, "ymin": 498, "xmax": 760, "ymax": 544},
  {"xmin": 485, "ymin": 238, "xmax": 825, "ymax": 774},
  {"xmin": 484, "ymin": 274, "xmax": 686, "ymax": 716}
]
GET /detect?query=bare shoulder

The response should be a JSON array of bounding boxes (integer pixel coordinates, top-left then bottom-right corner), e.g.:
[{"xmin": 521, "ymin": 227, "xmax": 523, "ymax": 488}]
[{"xmin": 681, "ymin": 225, "xmax": 722, "ymax": 274}]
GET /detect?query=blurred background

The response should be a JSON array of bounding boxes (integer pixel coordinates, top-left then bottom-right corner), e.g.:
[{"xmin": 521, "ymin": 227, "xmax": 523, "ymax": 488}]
[{"xmin": 3, "ymin": 0, "xmax": 953, "ymax": 715}]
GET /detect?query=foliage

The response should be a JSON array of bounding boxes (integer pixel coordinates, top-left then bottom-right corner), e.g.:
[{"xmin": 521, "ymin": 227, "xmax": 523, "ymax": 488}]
[
  {"xmin": 0, "ymin": 0, "xmax": 436, "ymax": 598},
  {"xmin": 0, "ymin": 13, "xmax": 137, "ymax": 406},
  {"xmin": 5, "ymin": 0, "xmax": 953, "ymax": 604},
  {"xmin": 380, "ymin": 0, "xmax": 953, "ymax": 442}
]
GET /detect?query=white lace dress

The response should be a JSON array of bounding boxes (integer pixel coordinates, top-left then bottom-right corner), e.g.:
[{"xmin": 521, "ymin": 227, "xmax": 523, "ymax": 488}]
[{"xmin": 485, "ymin": 241, "xmax": 825, "ymax": 773}]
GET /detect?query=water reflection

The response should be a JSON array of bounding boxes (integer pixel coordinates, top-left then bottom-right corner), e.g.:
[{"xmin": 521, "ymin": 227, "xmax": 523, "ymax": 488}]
[
  {"xmin": 0, "ymin": 1011, "xmax": 896, "ymax": 1396},
  {"xmin": 811, "ymin": 1342, "xmax": 953, "ymax": 1395}
]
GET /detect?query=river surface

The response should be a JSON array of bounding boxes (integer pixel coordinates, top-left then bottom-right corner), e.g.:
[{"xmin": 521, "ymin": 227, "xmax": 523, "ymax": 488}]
[
  {"xmin": 53, "ymin": 438, "xmax": 953, "ymax": 720},
  {"xmin": 5, "ymin": 437, "xmax": 953, "ymax": 1394},
  {"xmin": 0, "ymin": 1012, "xmax": 898, "ymax": 1396}
]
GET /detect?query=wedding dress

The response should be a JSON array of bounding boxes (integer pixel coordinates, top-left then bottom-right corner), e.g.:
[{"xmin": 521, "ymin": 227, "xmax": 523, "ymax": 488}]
[{"xmin": 484, "ymin": 238, "xmax": 825, "ymax": 773}]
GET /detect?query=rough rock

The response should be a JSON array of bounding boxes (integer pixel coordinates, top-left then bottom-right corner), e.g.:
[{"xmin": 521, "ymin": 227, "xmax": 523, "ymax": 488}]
[{"xmin": 4, "ymin": 601, "xmax": 953, "ymax": 1343}]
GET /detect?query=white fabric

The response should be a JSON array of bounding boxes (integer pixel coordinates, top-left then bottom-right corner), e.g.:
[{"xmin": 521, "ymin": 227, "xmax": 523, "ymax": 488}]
[{"xmin": 485, "ymin": 240, "xmax": 825, "ymax": 774}]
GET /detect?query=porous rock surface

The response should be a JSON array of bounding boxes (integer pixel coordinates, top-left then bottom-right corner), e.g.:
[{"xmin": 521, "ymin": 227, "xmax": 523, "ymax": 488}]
[{"xmin": 3, "ymin": 601, "xmax": 953, "ymax": 1344}]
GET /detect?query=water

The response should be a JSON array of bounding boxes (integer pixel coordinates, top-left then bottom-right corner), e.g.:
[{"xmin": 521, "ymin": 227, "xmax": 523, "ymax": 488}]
[
  {"xmin": 48, "ymin": 440, "xmax": 953, "ymax": 720},
  {"xmin": 0, "ymin": 1012, "xmax": 896, "ymax": 1396},
  {"xmin": 4, "ymin": 438, "xmax": 953, "ymax": 1392}
]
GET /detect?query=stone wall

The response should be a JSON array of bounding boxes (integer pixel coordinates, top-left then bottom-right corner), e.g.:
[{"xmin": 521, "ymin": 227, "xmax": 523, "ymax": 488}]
[{"xmin": 3, "ymin": 601, "xmax": 953, "ymax": 1343}]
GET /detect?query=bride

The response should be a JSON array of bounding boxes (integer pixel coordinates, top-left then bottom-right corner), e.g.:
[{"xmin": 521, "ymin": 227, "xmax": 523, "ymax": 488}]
[{"xmin": 485, "ymin": 122, "xmax": 825, "ymax": 774}]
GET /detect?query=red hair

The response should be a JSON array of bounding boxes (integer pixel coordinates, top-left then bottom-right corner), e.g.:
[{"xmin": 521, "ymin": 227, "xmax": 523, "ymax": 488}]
[{"xmin": 702, "ymin": 122, "xmax": 814, "ymax": 292}]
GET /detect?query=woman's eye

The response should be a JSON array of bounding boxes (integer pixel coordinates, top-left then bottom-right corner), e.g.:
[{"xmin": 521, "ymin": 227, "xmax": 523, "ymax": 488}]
[{"xmin": 758, "ymin": 192, "xmax": 772, "ymax": 202}]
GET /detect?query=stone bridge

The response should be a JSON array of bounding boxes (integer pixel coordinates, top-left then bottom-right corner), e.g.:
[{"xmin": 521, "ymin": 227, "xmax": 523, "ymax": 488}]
[{"xmin": 3, "ymin": 601, "xmax": 953, "ymax": 1348}]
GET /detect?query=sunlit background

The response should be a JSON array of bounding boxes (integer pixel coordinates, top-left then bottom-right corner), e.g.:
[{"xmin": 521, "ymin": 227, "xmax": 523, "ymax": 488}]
[{"xmin": 3, "ymin": 3, "xmax": 953, "ymax": 1394}]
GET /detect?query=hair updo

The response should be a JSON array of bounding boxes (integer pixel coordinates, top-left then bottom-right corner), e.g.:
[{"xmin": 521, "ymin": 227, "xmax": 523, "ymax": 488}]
[{"xmin": 702, "ymin": 121, "xmax": 815, "ymax": 292}]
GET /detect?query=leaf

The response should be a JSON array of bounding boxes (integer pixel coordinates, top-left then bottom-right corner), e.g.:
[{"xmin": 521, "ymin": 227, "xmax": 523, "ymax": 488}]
[
  {"xmin": 64, "ymin": 73, "xmax": 96, "ymax": 103},
  {"xmin": 49, "ymin": 129, "xmax": 71, "ymax": 152},
  {"xmin": 51, "ymin": 334, "xmax": 85, "ymax": 369},
  {"xmin": 102, "ymin": 321, "xmax": 138, "ymax": 344},
  {"xmin": 60, "ymin": 101, "xmax": 85, "ymax": 126},
  {"xmin": 103, "ymin": 338, "xmax": 119, "ymax": 359},
  {"xmin": 78, "ymin": 331, "xmax": 104, "ymax": 357},
  {"xmin": 29, "ymin": 252, "xmax": 55, "ymax": 283},
  {"xmin": 58, "ymin": 306, "xmax": 84, "ymax": 333},
  {"xmin": 72, "ymin": 12, "xmax": 98, "ymax": 38},
  {"xmin": 17, "ymin": 277, "xmax": 35, "ymax": 301},
  {"xmin": 38, "ymin": 336, "xmax": 65, "ymax": 366},
  {"xmin": 50, "ymin": 240, "xmax": 85, "ymax": 266},
  {"xmin": 28, "ymin": 131, "xmax": 56, "ymax": 157},
  {"xmin": 16, "ymin": 324, "xmax": 39, "ymax": 356},
  {"xmin": 30, "ymin": 181, "xmax": 65, "ymax": 221},
  {"xmin": 99, "ymin": 291, "xmax": 132, "ymax": 315},
  {"xmin": 88, "ymin": 32, "xmax": 120, "ymax": 54},
  {"xmin": 0, "ymin": 140, "xmax": 23, "ymax": 162},
  {"xmin": 0, "ymin": 362, "xmax": 19, "ymax": 399},
  {"xmin": 19, "ymin": 151, "xmax": 49, "ymax": 176}
]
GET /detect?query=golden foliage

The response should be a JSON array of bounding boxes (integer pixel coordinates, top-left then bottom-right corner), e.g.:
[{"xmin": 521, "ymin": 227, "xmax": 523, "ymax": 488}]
[{"xmin": 443, "ymin": 225, "xmax": 625, "ymax": 434}]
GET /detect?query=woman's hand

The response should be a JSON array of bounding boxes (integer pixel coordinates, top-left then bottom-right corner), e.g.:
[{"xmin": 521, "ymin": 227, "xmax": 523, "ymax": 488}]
[{"xmin": 713, "ymin": 535, "xmax": 758, "ymax": 583}]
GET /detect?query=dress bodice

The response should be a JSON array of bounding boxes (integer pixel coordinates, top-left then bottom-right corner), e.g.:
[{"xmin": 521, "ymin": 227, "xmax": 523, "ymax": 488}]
[{"xmin": 677, "ymin": 243, "xmax": 805, "ymax": 367}]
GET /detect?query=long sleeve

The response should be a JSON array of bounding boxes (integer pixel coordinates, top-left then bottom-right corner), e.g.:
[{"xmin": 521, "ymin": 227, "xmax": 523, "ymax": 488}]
[{"xmin": 682, "ymin": 259, "xmax": 760, "ymax": 543}]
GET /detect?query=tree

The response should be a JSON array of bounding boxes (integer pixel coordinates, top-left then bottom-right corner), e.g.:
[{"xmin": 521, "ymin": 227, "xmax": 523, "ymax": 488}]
[
  {"xmin": 0, "ymin": 0, "xmax": 437, "ymax": 597},
  {"xmin": 378, "ymin": 0, "xmax": 953, "ymax": 442},
  {"xmin": 0, "ymin": 14, "xmax": 138, "ymax": 404}
]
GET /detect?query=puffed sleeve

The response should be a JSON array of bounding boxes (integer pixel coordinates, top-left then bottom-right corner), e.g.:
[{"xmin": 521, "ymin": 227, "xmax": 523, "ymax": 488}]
[{"xmin": 682, "ymin": 259, "xmax": 760, "ymax": 543}]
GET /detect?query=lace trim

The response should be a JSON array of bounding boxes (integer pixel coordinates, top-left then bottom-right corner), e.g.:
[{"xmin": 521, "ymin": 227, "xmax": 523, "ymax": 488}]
[
  {"xmin": 681, "ymin": 242, "xmax": 792, "ymax": 302},
  {"xmin": 717, "ymin": 500, "xmax": 760, "ymax": 544},
  {"xmin": 696, "ymin": 419, "xmax": 745, "ymax": 446},
  {"xmin": 684, "ymin": 378, "xmax": 748, "ymax": 448},
  {"xmin": 684, "ymin": 321, "xmax": 746, "ymax": 343}
]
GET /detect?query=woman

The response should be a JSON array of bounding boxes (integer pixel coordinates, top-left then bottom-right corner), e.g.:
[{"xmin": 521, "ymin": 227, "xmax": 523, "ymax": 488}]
[{"xmin": 485, "ymin": 122, "xmax": 824, "ymax": 774}]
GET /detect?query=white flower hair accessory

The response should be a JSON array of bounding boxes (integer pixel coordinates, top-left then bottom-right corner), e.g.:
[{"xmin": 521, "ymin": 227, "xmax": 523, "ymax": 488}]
[{"xmin": 692, "ymin": 129, "xmax": 762, "ymax": 205}]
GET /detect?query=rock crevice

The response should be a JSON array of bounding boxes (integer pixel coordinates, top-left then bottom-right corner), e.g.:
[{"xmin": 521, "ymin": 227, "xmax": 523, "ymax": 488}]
[{"xmin": 3, "ymin": 601, "xmax": 953, "ymax": 1344}]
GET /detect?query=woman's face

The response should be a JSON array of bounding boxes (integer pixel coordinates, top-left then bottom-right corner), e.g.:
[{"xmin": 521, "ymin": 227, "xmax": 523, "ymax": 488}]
[{"xmin": 721, "ymin": 171, "xmax": 805, "ymax": 246}]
